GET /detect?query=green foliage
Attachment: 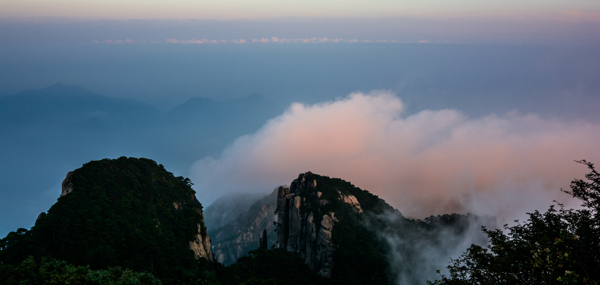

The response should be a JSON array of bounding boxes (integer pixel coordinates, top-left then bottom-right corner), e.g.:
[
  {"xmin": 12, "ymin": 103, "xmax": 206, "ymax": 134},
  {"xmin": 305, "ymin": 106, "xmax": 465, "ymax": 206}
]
[
  {"xmin": 429, "ymin": 160, "xmax": 600, "ymax": 285},
  {"xmin": 0, "ymin": 228, "xmax": 37, "ymax": 265},
  {"xmin": 330, "ymin": 209, "xmax": 390, "ymax": 285},
  {"xmin": 1, "ymin": 157, "xmax": 209, "ymax": 282},
  {"xmin": 218, "ymin": 249, "xmax": 325, "ymax": 285},
  {"xmin": 0, "ymin": 256, "xmax": 162, "ymax": 285}
]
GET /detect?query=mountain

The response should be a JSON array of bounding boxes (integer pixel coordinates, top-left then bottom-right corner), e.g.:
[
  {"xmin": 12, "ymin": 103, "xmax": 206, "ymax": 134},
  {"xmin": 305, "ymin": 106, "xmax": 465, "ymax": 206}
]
[
  {"xmin": 209, "ymin": 189, "xmax": 278, "ymax": 265},
  {"xmin": 0, "ymin": 83, "xmax": 159, "ymax": 128},
  {"xmin": 0, "ymin": 157, "xmax": 213, "ymax": 282},
  {"xmin": 163, "ymin": 93, "xmax": 281, "ymax": 157},
  {"xmin": 202, "ymin": 171, "xmax": 494, "ymax": 284},
  {"xmin": 204, "ymin": 192, "xmax": 269, "ymax": 230},
  {"xmin": 273, "ymin": 172, "xmax": 494, "ymax": 284},
  {"xmin": 1, "ymin": 162, "xmax": 496, "ymax": 284}
]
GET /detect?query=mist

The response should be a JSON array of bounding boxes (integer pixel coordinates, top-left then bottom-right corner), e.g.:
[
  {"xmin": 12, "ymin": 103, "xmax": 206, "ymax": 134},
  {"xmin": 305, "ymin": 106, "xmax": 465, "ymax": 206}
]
[
  {"xmin": 191, "ymin": 91, "xmax": 599, "ymax": 224},
  {"xmin": 368, "ymin": 211, "xmax": 493, "ymax": 284}
]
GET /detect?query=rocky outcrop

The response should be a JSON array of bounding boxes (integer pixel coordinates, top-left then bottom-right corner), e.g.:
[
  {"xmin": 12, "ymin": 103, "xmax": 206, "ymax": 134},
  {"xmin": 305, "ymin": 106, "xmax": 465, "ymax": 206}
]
[
  {"xmin": 258, "ymin": 229, "xmax": 268, "ymax": 249},
  {"xmin": 176, "ymin": 195, "xmax": 214, "ymax": 261},
  {"xmin": 275, "ymin": 172, "xmax": 351, "ymax": 277},
  {"xmin": 35, "ymin": 212, "xmax": 46, "ymax": 224},
  {"xmin": 338, "ymin": 191, "xmax": 362, "ymax": 213},
  {"xmin": 189, "ymin": 223, "xmax": 213, "ymax": 260},
  {"xmin": 209, "ymin": 189, "xmax": 277, "ymax": 265},
  {"xmin": 61, "ymin": 171, "xmax": 74, "ymax": 196}
]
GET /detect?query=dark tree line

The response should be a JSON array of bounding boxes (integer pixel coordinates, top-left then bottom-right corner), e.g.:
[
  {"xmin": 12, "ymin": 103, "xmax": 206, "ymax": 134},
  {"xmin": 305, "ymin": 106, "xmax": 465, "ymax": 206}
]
[{"xmin": 429, "ymin": 160, "xmax": 600, "ymax": 285}]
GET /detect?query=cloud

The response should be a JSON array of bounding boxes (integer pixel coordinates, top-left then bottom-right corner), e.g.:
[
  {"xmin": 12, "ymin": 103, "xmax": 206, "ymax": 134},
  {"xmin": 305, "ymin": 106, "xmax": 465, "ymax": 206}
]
[
  {"xmin": 190, "ymin": 91, "xmax": 599, "ymax": 222},
  {"xmin": 162, "ymin": 37, "xmax": 403, "ymax": 45},
  {"xmin": 252, "ymin": 38, "xmax": 270, "ymax": 43},
  {"xmin": 166, "ymin": 38, "xmax": 228, "ymax": 44}
]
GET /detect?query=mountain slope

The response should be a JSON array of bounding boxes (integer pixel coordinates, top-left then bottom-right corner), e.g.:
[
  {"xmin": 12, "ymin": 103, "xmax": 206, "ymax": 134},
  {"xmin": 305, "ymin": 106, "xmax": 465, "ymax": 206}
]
[
  {"xmin": 204, "ymin": 192, "xmax": 269, "ymax": 230},
  {"xmin": 209, "ymin": 189, "xmax": 278, "ymax": 265},
  {"xmin": 1, "ymin": 157, "xmax": 214, "ymax": 281},
  {"xmin": 0, "ymin": 83, "xmax": 159, "ymax": 128}
]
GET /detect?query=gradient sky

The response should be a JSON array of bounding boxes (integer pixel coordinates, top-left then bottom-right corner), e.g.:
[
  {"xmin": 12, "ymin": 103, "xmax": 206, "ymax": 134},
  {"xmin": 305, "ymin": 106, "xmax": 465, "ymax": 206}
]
[{"xmin": 1, "ymin": 0, "xmax": 599, "ymax": 19}]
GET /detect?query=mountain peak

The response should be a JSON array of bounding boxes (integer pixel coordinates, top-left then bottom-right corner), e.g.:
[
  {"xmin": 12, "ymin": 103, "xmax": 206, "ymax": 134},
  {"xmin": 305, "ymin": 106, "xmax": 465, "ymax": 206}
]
[{"xmin": 42, "ymin": 82, "xmax": 91, "ymax": 94}]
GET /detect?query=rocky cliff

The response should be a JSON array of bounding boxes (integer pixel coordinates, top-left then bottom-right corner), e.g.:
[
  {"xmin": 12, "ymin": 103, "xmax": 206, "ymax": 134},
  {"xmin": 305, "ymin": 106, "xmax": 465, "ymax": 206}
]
[{"xmin": 275, "ymin": 172, "xmax": 366, "ymax": 277}]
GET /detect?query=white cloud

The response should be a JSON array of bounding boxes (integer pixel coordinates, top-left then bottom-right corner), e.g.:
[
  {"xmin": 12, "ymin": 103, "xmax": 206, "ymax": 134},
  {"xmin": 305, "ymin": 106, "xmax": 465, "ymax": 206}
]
[
  {"xmin": 163, "ymin": 37, "xmax": 403, "ymax": 45},
  {"xmin": 252, "ymin": 38, "xmax": 270, "ymax": 42}
]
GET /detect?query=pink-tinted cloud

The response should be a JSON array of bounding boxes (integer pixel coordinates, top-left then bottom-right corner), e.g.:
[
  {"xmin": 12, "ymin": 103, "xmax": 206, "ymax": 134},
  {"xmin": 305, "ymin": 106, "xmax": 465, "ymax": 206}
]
[
  {"xmin": 163, "ymin": 37, "xmax": 409, "ymax": 45},
  {"xmin": 190, "ymin": 91, "xmax": 600, "ymax": 222},
  {"xmin": 252, "ymin": 38, "xmax": 270, "ymax": 42}
]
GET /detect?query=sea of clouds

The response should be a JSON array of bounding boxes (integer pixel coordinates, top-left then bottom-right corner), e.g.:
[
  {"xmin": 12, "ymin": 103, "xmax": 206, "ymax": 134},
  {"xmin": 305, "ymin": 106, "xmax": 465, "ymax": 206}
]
[{"xmin": 191, "ymin": 91, "xmax": 599, "ymax": 224}]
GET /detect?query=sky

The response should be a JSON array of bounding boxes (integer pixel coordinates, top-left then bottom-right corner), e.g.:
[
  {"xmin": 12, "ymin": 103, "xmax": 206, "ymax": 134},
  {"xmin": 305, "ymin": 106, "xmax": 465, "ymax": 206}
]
[
  {"xmin": 1, "ymin": 0, "xmax": 599, "ymax": 241},
  {"xmin": 2, "ymin": 0, "xmax": 599, "ymax": 19}
]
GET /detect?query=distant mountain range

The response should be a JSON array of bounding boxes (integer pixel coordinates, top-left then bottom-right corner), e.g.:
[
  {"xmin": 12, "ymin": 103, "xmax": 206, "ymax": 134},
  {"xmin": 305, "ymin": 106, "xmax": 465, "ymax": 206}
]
[
  {"xmin": 0, "ymin": 83, "xmax": 158, "ymax": 127},
  {"xmin": 0, "ymin": 83, "xmax": 284, "ymax": 238}
]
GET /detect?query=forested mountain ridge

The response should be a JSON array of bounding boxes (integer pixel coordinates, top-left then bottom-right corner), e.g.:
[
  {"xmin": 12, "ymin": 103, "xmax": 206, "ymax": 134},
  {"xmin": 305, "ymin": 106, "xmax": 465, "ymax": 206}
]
[
  {"xmin": 2, "ymin": 158, "xmax": 597, "ymax": 284},
  {"xmin": 0, "ymin": 157, "xmax": 213, "ymax": 282}
]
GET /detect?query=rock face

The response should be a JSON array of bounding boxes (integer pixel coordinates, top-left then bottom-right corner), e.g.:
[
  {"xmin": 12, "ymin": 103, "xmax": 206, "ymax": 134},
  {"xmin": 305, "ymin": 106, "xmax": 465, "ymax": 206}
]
[
  {"xmin": 209, "ymin": 189, "xmax": 277, "ymax": 265},
  {"xmin": 180, "ymin": 195, "xmax": 215, "ymax": 261},
  {"xmin": 275, "ymin": 172, "xmax": 355, "ymax": 277},
  {"xmin": 189, "ymin": 223, "xmax": 213, "ymax": 260},
  {"xmin": 35, "ymin": 212, "xmax": 46, "ymax": 224},
  {"xmin": 61, "ymin": 171, "xmax": 74, "ymax": 196}
]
